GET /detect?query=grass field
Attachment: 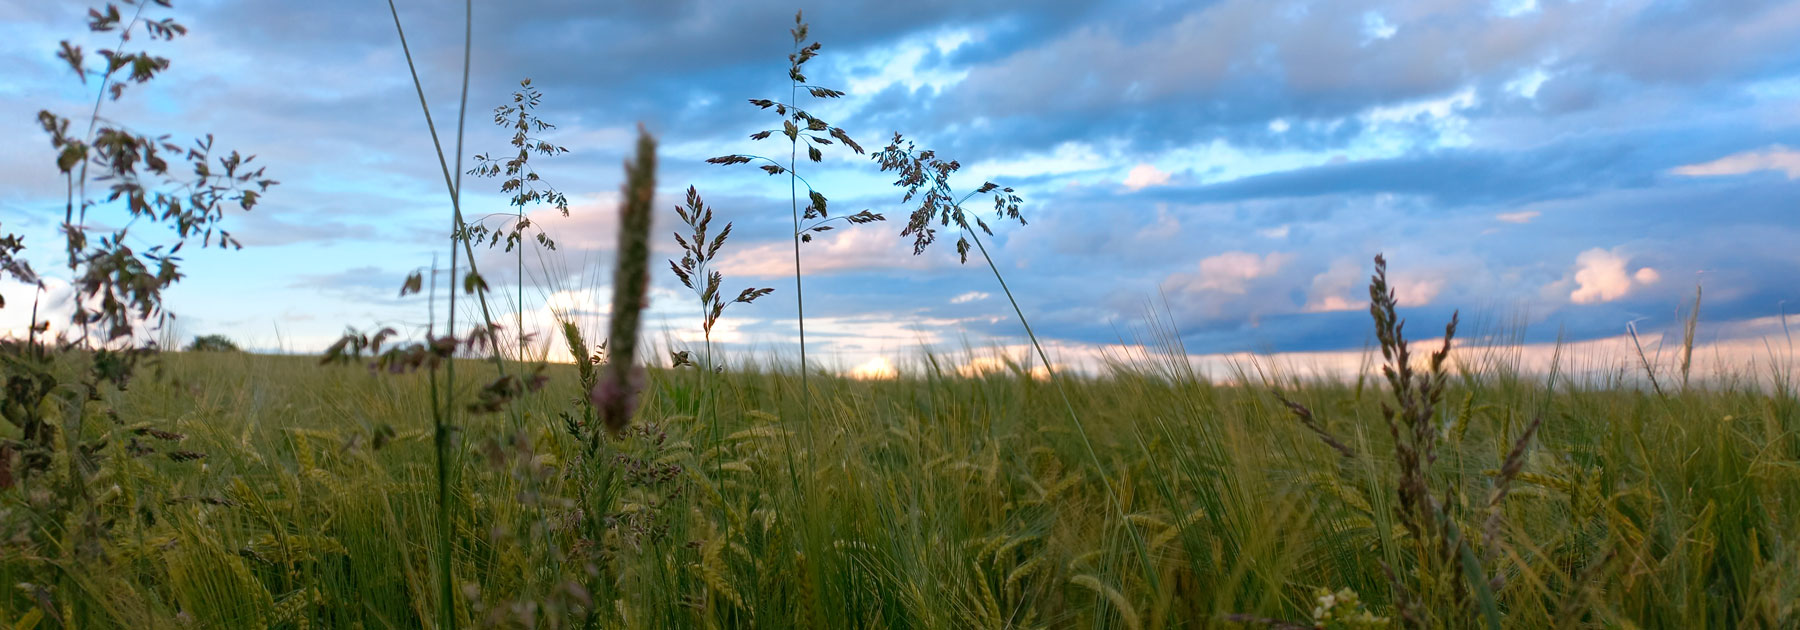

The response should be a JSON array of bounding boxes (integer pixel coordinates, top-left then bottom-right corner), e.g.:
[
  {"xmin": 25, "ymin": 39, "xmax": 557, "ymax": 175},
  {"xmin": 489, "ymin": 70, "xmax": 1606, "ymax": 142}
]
[{"xmin": 4, "ymin": 330, "xmax": 1798, "ymax": 628}]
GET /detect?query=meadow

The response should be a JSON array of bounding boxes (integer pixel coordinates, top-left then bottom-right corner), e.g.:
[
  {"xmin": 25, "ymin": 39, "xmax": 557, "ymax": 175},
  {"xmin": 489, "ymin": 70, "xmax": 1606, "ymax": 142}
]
[
  {"xmin": 5, "ymin": 1, "xmax": 1800, "ymax": 629},
  {"xmin": 5, "ymin": 321, "xmax": 1799, "ymax": 628}
]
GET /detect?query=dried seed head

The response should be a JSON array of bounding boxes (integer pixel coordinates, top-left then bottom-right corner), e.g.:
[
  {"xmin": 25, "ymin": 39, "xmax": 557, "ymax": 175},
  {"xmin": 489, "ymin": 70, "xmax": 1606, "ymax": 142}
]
[{"xmin": 596, "ymin": 126, "xmax": 657, "ymax": 434}]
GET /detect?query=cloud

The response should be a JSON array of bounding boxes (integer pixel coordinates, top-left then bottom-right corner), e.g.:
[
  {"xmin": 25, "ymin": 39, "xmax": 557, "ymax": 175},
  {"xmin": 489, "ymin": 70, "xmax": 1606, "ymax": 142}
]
[
  {"xmin": 1177, "ymin": 251, "xmax": 1292, "ymax": 295},
  {"xmin": 951, "ymin": 291, "xmax": 990, "ymax": 304},
  {"xmin": 1495, "ymin": 210, "xmax": 1540, "ymax": 224},
  {"xmin": 0, "ymin": 278, "xmax": 71, "ymax": 339},
  {"xmin": 1568, "ymin": 247, "xmax": 1658, "ymax": 304},
  {"xmin": 1123, "ymin": 163, "xmax": 1173, "ymax": 190},
  {"xmin": 1305, "ymin": 260, "xmax": 1367, "ymax": 313},
  {"xmin": 955, "ymin": 354, "xmax": 1054, "ymax": 380},
  {"xmin": 290, "ymin": 266, "xmax": 407, "ymax": 301},
  {"xmin": 1114, "ymin": 133, "xmax": 1665, "ymax": 208},
  {"xmin": 1306, "ymin": 257, "xmax": 1445, "ymax": 312},
  {"xmin": 1671, "ymin": 145, "xmax": 1800, "ymax": 179},
  {"xmin": 925, "ymin": 0, "xmax": 1800, "ymax": 160},
  {"xmin": 6, "ymin": 0, "xmax": 1799, "ymax": 363},
  {"xmin": 715, "ymin": 225, "xmax": 938, "ymax": 278}
]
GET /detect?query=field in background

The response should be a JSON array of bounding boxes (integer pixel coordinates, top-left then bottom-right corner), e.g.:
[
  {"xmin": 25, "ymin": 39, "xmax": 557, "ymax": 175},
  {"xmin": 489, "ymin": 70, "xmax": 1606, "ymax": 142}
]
[{"xmin": 3, "ymin": 345, "xmax": 1796, "ymax": 628}]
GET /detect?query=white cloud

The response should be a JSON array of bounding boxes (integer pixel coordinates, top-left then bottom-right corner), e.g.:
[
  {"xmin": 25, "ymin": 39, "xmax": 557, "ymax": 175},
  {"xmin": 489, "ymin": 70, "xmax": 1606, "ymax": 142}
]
[
  {"xmin": 1136, "ymin": 203, "xmax": 1182, "ymax": 241},
  {"xmin": 841, "ymin": 27, "xmax": 975, "ymax": 96},
  {"xmin": 1504, "ymin": 67, "xmax": 1551, "ymax": 99},
  {"xmin": 970, "ymin": 141, "xmax": 1107, "ymax": 179},
  {"xmin": 1495, "ymin": 210, "xmax": 1540, "ymax": 224},
  {"xmin": 1360, "ymin": 87, "xmax": 1481, "ymax": 148},
  {"xmin": 1492, "ymin": 0, "xmax": 1540, "ymax": 18},
  {"xmin": 1123, "ymin": 163, "xmax": 1174, "ymax": 190},
  {"xmin": 1363, "ymin": 87, "xmax": 1478, "ymax": 125},
  {"xmin": 1394, "ymin": 278, "xmax": 1443, "ymax": 306},
  {"xmin": 1, "ymin": 278, "xmax": 80, "ymax": 341},
  {"xmin": 951, "ymin": 291, "xmax": 990, "ymax": 304},
  {"xmin": 1361, "ymin": 11, "xmax": 1398, "ymax": 43},
  {"xmin": 1568, "ymin": 247, "xmax": 1659, "ymax": 304},
  {"xmin": 1671, "ymin": 145, "xmax": 1800, "ymax": 179},
  {"xmin": 1258, "ymin": 225, "xmax": 1292, "ymax": 239}
]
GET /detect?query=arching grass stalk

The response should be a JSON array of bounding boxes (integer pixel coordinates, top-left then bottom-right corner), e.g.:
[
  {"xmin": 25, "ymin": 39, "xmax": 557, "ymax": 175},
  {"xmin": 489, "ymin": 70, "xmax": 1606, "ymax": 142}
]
[
  {"xmin": 957, "ymin": 218, "xmax": 1161, "ymax": 592},
  {"xmin": 872, "ymin": 132, "xmax": 1160, "ymax": 590}
]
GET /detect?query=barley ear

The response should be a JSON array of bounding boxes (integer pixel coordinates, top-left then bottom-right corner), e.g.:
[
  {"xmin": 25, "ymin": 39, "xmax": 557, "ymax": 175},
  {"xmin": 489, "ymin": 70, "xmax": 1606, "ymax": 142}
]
[{"xmin": 593, "ymin": 126, "xmax": 657, "ymax": 435}]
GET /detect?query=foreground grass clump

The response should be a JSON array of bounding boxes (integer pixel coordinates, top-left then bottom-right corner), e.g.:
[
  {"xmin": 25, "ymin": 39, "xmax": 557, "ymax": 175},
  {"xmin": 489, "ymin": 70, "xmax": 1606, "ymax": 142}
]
[{"xmin": 3, "ymin": 344, "xmax": 1797, "ymax": 628}]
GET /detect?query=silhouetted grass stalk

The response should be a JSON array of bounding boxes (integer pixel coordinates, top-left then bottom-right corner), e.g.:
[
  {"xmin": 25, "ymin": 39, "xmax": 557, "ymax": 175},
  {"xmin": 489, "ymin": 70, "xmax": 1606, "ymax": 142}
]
[
  {"xmin": 705, "ymin": 13, "xmax": 876, "ymax": 499},
  {"xmin": 666, "ymin": 186, "xmax": 772, "ymax": 503}
]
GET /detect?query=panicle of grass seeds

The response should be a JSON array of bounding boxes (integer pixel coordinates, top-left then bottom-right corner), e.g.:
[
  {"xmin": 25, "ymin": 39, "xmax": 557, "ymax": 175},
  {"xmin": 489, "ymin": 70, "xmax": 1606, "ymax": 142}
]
[
  {"xmin": 593, "ymin": 126, "xmax": 656, "ymax": 435},
  {"xmin": 669, "ymin": 186, "xmax": 773, "ymax": 341},
  {"xmin": 872, "ymin": 133, "xmax": 1022, "ymax": 262},
  {"xmin": 1368, "ymin": 253, "xmax": 1460, "ymax": 542},
  {"xmin": 1274, "ymin": 392, "xmax": 1358, "ymax": 460}
]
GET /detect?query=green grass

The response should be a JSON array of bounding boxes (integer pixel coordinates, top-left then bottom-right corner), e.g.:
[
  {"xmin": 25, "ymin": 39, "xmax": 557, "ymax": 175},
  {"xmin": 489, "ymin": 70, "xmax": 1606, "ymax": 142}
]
[{"xmin": 4, "ymin": 343, "xmax": 1798, "ymax": 629}]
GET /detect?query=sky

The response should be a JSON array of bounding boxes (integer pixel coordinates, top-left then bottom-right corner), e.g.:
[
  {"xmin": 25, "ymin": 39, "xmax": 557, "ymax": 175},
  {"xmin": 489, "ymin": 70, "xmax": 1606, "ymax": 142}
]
[{"xmin": 2, "ymin": 0, "xmax": 1799, "ymax": 379}]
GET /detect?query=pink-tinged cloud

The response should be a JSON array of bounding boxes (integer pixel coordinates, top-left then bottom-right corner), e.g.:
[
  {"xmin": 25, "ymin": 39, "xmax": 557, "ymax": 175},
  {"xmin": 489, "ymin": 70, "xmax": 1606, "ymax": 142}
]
[
  {"xmin": 715, "ymin": 227, "xmax": 937, "ymax": 278},
  {"xmin": 1123, "ymin": 163, "xmax": 1173, "ymax": 190},
  {"xmin": 1174, "ymin": 251, "xmax": 1292, "ymax": 295},
  {"xmin": 1306, "ymin": 258, "xmax": 1442, "ymax": 312},
  {"xmin": 1671, "ymin": 145, "xmax": 1800, "ymax": 179}
]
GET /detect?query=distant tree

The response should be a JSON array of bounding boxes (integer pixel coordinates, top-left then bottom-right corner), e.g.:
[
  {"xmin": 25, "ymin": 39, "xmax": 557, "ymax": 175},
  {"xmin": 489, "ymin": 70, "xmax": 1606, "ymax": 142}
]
[{"xmin": 185, "ymin": 334, "xmax": 240, "ymax": 352}]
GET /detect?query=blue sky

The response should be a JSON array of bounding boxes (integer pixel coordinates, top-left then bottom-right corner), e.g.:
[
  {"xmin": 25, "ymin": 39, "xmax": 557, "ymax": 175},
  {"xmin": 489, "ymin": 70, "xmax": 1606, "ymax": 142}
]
[{"xmin": 3, "ymin": 0, "xmax": 1799, "ymax": 375}]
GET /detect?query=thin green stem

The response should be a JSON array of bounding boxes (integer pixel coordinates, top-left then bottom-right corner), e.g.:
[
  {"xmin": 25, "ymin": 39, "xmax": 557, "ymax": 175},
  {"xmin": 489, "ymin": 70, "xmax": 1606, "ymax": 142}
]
[
  {"xmin": 382, "ymin": 0, "xmax": 508, "ymax": 379},
  {"xmin": 424, "ymin": 254, "xmax": 446, "ymax": 626},
  {"xmin": 789, "ymin": 81, "xmax": 810, "ymax": 427},
  {"xmin": 383, "ymin": 0, "xmax": 475, "ymax": 626},
  {"xmin": 785, "ymin": 71, "xmax": 819, "ymax": 507}
]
